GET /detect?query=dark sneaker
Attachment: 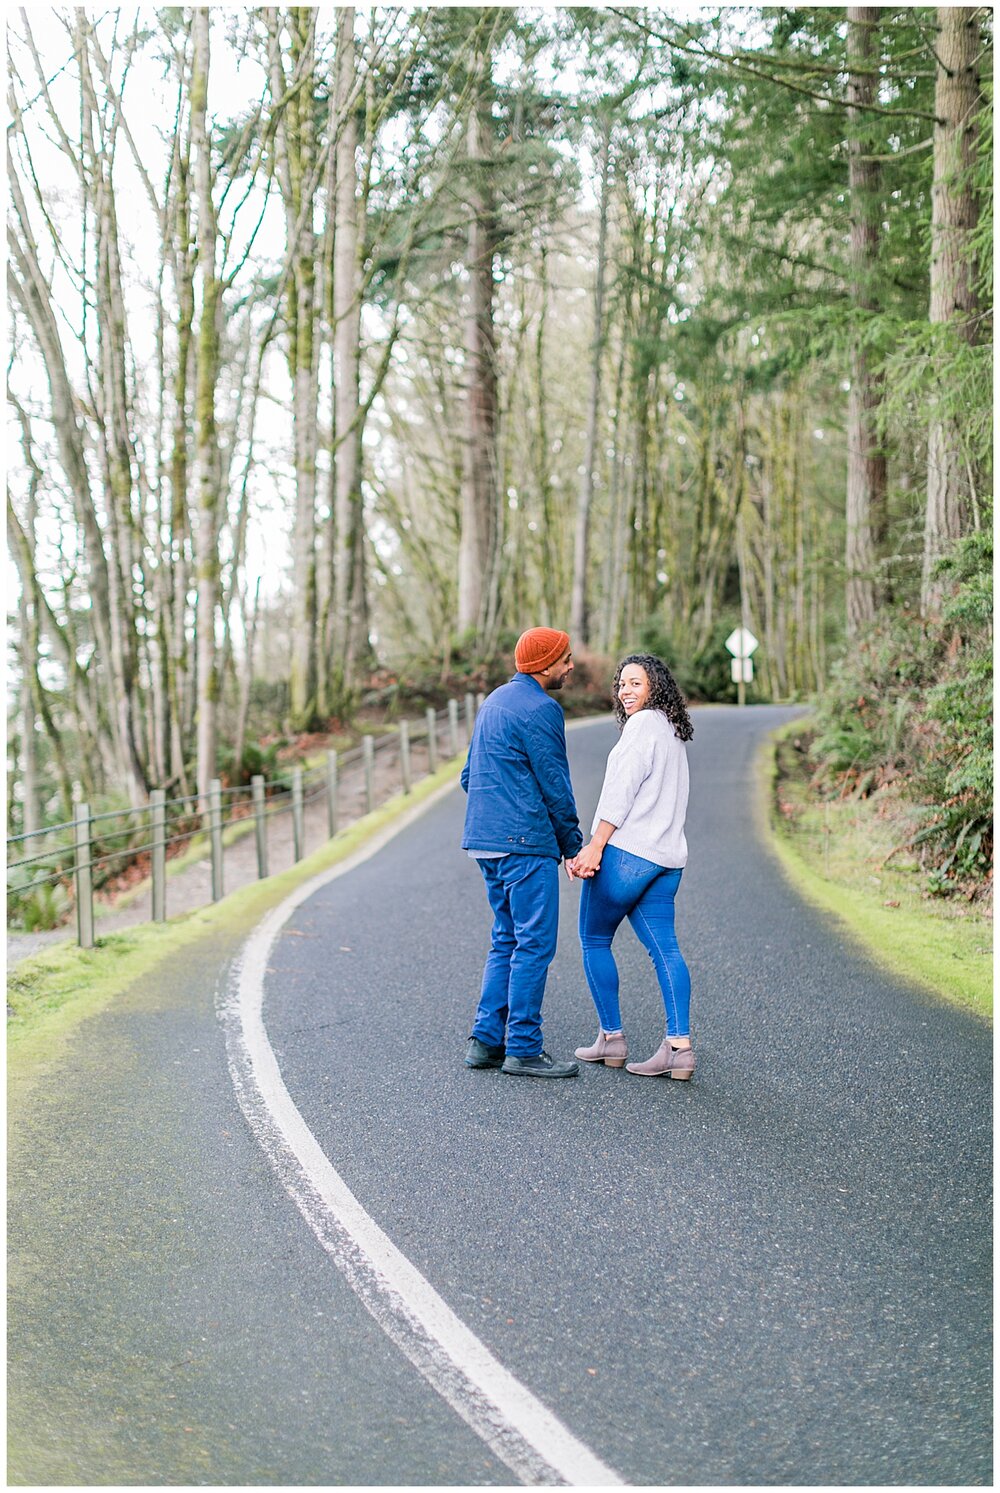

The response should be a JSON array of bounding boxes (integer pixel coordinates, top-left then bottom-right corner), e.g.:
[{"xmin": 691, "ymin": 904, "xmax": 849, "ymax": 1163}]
[
  {"xmin": 501, "ymin": 1050, "xmax": 579, "ymax": 1079},
  {"xmin": 465, "ymin": 1037, "xmax": 506, "ymax": 1069}
]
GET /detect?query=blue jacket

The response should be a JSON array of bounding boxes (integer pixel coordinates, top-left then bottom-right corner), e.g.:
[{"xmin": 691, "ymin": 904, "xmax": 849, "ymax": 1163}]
[{"xmin": 461, "ymin": 673, "xmax": 583, "ymax": 861}]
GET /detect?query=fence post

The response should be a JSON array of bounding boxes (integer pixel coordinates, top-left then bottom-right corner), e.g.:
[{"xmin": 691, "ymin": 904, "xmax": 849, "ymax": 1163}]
[
  {"xmin": 363, "ymin": 735, "xmax": 375, "ymax": 814},
  {"xmin": 464, "ymin": 692, "xmax": 475, "ymax": 744},
  {"xmin": 400, "ymin": 719, "xmax": 412, "ymax": 794},
  {"xmin": 74, "ymin": 801, "xmax": 94, "ymax": 949},
  {"xmin": 151, "ymin": 789, "xmax": 166, "ymax": 923},
  {"xmin": 292, "ymin": 767, "xmax": 304, "ymax": 862},
  {"xmin": 209, "ymin": 778, "xmax": 223, "ymax": 901},
  {"xmin": 252, "ymin": 775, "xmax": 268, "ymax": 878},
  {"xmin": 476, "ymin": 691, "xmax": 485, "ymax": 713},
  {"xmin": 425, "ymin": 707, "xmax": 438, "ymax": 774},
  {"xmin": 326, "ymin": 751, "xmax": 338, "ymax": 837},
  {"xmin": 447, "ymin": 698, "xmax": 460, "ymax": 757}
]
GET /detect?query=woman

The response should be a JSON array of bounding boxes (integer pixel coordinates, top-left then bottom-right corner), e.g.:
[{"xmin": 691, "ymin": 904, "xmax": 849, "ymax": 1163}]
[{"xmin": 569, "ymin": 653, "xmax": 695, "ymax": 1078}]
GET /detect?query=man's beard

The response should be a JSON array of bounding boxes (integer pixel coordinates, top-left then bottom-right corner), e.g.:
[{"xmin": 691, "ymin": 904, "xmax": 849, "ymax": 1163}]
[{"xmin": 548, "ymin": 676, "xmax": 565, "ymax": 690}]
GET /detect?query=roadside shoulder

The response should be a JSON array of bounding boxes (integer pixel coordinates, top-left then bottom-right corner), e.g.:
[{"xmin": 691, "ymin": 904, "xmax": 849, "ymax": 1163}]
[{"xmin": 757, "ymin": 718, "xmax": 991, "ymax": 1020}]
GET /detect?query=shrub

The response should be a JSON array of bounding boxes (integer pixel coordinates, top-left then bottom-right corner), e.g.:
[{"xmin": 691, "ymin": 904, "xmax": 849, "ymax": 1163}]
[
  {"xmin": 910, "ymin": 532, "xmax": 993, "ymax": 890},
  {"xmin": 808, "ymin": 532, "xmax": 992, "ymax": 897},
  {"xmin": 6, "ymin": 863, "xmax": 71, "ymax": 931},
  {"xmin": 217, "ymin": 739, "xmax": 282, "ymax": 785},
  {"xmin": 809, "ymin": 609, "xmax": 939, "ymax": 790}
]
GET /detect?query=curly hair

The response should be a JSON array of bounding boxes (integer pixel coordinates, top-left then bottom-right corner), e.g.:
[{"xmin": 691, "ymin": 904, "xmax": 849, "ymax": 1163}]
[{"xmin": 612, "ymin": 653, "xmax": 694, "ymax": 741}]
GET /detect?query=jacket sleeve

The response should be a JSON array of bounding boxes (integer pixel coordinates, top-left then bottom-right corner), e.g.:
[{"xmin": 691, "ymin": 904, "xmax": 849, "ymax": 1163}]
[
  {"xmin": 593, "ymin": 715, "xmax": 655, "ymax": 828},
  {"xmin": 525, "ymin": 705, "xmax": 583, "ymax": 859}
]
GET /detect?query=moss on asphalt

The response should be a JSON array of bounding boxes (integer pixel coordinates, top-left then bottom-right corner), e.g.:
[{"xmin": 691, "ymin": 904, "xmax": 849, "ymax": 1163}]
[
  {"xmin": 7, "ymin": 762, "xmax": 464, "ymax": 1084},
  {"xmin": 759, "ymin": 719, "xmax": 991, "ymax": 1020}
]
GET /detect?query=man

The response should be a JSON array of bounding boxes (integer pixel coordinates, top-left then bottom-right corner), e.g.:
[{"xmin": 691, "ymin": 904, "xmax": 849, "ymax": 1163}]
[{"xmin": 461, "ymin": 627, "xmax": 583, "ymax": 1078}]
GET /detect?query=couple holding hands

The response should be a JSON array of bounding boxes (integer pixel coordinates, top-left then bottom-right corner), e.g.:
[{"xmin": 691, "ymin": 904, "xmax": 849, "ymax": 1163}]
[{"xmin": 461, "ymin": 626, "xmax": 695, "ymax": 1082}]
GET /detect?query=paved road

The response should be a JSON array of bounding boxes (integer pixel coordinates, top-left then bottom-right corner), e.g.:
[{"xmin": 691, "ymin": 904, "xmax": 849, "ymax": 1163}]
[{"xmin": 8, "ymin": 707, "xmax": 991, "ymax": 1485}]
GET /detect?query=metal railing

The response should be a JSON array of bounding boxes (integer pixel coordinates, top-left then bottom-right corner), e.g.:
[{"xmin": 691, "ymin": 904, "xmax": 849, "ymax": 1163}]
[{"xmin": 7, "ymin": 694, "xmax": 483, "ymax": 948}]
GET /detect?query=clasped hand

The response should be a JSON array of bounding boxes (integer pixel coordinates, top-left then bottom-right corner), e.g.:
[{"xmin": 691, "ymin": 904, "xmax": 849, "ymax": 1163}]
[{"xmin": 565, "ymin": 842, "xmax": 602, "ymax": 881}]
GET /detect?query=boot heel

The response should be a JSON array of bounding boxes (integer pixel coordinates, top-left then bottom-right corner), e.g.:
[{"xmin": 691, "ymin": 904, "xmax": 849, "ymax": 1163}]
[
  {"xmin": 604, "ymin": 1057, "xmax": 626, "ymax": 1068},
  {"xmin": 669, "ymin": 1068, "xmax": 693, "ymax": 1080}
]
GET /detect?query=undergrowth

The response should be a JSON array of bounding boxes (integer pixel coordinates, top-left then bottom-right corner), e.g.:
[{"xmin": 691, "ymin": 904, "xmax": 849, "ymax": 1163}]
[{"xmin": 805, "ymin": 531, "xmax": 992, "ymax": 903}]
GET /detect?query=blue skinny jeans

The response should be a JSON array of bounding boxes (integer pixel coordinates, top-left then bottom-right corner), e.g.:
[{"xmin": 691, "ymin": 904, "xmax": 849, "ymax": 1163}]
[
  {"xmin": 579, "ymin": 844, "xmax": 691, "ymax": 1038},
  {"xmin": 472, "ymin": 854, "xmax": 560, "ymax": 1057}
]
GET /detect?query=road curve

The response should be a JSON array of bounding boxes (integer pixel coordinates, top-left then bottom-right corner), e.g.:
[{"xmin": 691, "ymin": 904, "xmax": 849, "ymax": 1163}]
[
  {"xmin": 8, "ymin": 706, "xmax": 991, "ymax": 1485},
  {"xmin": 248, "ymin": 704, "xmax": 992, "ymax": 1484}
]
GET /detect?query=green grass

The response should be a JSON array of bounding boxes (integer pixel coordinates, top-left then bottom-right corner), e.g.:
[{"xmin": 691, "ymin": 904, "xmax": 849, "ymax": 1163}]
[
  {"xmin": 761, "ymin": 718, "xmax": 992, "ymax": 1020},
  {"xmin": 7, "ymin": 761, "xmax": 464, "ymax": 1078}
]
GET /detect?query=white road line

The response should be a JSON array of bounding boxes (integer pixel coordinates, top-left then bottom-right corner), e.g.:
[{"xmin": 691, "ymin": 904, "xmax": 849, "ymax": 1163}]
[{"xmin": 218, "ymin": 780, "xmax": 625, "ymax": 1488}]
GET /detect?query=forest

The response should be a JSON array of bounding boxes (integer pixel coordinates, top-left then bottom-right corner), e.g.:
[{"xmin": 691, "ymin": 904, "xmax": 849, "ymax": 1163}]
[{"xmin": 6, "ymin": 6, "xmax": 993, "ymax": 913}]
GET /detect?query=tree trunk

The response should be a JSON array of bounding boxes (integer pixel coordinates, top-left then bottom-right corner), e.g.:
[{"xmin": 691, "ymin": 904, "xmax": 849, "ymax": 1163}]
[
  {"xmin": 599, "ymin": 328, "xmax": 630, "ymax": 654},
  {"xmin": 191, "ymin": 8, "xmax": 223, "ymax": 806},
  {"xmin": 327, "ymin": 5, "xmax": 369, "ymax": 705},
  {"xmin": 921, "ymin": 5, "xmax": 982, "ymax": 615},
  {"xmin": 10, "ymin": 403, "xmax": 55, "ymax": 825},
  {"xmin": 457, "ymin": 38, "xmax": 499, "ymax": 640},
  {"xmin": 167, "ymin": 151, "xmax": 195, "ymax": 793},
  {"xmin": 78, "ymin": 18, "xmax": 149, "ymax": 802},
  {"xmin": 16, "ymin": 519, "xmax": 43, "ymax": 834},
  {"xmin": 571, "ymin": 120, "xmax": 612, "ymax": 646},
  {"xmin": 274, "ymin": 6, "xmax": 320, "ymax": 730},
  {"xmin": 531, "ymin": 246, "xmax": 559, "ymax": 618},
  {"xmin": 845, "ymin": 7, "xmax": 887, "ymax": 636},
  {"xmin": 233, "ymin": 577, "xmax": 261, "ymax": 783}
]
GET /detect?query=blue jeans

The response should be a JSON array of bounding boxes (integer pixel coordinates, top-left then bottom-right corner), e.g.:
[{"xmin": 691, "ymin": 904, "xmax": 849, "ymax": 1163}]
[
  {"xmin": 471, "ymin": 855, "xmax": 560, "ymax": 1057},
  {"xmin": 579, "ymin": 844, "xmax": 690, "ymax": 1038}
]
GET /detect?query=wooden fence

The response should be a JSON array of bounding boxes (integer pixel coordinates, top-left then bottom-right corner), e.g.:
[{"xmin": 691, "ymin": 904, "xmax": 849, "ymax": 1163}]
[{"xmin": 7, "ymin": 695, "xmax": 482, "ymax": 949}]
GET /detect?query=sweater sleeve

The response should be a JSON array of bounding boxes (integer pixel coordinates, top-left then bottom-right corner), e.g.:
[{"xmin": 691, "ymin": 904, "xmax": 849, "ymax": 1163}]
[{"xmin": 592, "ymin": 714, "xmax": 655, "ymax": 828}]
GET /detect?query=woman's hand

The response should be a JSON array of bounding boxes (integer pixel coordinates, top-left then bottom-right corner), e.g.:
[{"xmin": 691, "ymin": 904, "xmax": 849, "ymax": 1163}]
[{"xmin": 569, "ymin": 840, "xmax": 603, "ymax": 879}]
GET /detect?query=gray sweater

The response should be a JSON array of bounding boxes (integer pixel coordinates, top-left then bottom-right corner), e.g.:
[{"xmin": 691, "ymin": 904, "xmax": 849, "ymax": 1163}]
[{"xmin": 592, "ymin": 708, "xmax": 689, "ymax": 868}]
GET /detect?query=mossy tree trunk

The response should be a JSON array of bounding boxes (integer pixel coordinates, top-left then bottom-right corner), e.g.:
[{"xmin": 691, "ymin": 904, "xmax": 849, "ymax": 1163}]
[
  {"xmin": 166, "ymin": 136, "xmax": 196, "ymax": 795},
  {"xmin": 457, "ymin": 32, "xmax": 500, "ymax": 643},
  {"xmin": 921, "ymin": 5, "xmax": 984, "ymax": 616},
  {"xmin": 570, "ymin": 117, "xmax": 612, "ymax": 647},
  {"xmin": 845, "ymin": 7, "xmax": 887, "ymax": 637},
  {"xmin": 325, "ymin": 5, "xmax": 370, "ymax": 713},
  {"xmin": 190, "ymin": 8, "xmax": 223, "ymax": 807},
  {"xmin": 78, "ymin": 13, "xmax": 150, "ymax": 804},
  {"xmin": 268, "ymin": 6, "xmax": 320, "ymax": 730}
]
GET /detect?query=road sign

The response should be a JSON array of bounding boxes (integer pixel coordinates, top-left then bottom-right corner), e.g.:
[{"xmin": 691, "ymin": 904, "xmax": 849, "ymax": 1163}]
[
  {"xmin": 726, "ymin": 626, "xmax": 759, "ymax": 658},
  {"xmin": 731, "ymin": 657, "xmax": 753, "ymax": 684}
]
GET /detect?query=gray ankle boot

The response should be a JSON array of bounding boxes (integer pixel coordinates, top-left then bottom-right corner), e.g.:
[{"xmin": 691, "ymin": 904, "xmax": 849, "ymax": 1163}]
[
  {"xmin": 626, "ymin": 1039, "xmax": 695, "ymax": 1080},
  {"xmin": 574, "ymin": 1030, "xmax": 628, "ymax": 1067}
]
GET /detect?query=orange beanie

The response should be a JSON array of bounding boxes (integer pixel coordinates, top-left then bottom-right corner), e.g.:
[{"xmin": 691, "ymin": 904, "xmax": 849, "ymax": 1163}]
[{"xmin": 514, "ymin": 627, "xmax": 570, "ymax": 674}]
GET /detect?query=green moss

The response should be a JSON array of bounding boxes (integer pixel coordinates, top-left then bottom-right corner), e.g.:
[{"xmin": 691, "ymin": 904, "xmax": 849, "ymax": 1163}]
[
  {"xmin": 7, "ymin": 762, "xmax": 464, "ymax": 1082},
  {"xmin": 759, "ymin": 719, "xmax": 992, "ymax": 1019}
]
